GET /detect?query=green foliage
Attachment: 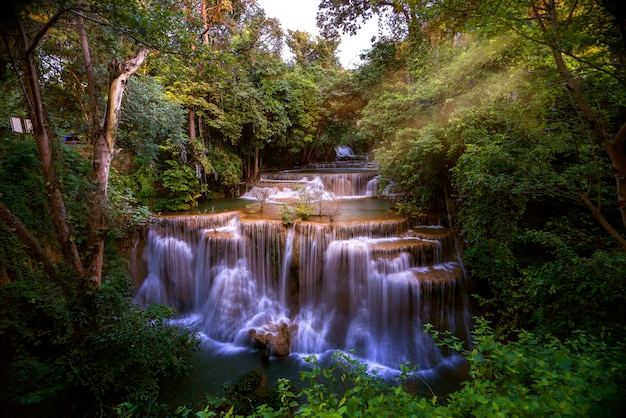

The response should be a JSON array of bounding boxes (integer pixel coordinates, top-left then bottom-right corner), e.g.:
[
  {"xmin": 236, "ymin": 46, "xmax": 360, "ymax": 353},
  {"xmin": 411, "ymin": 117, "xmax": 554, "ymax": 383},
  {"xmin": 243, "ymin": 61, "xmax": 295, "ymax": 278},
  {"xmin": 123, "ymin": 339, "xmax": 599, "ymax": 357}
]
[
  {"xmin": 516, "ymin": 246, "xmax": 626, "ymax": 338},
  {"xmin": 0, "ymin": 138, "xmax": 93, "ymax": 270},
  {"xmin": 0, "ymin": 269, "xmax": 198, "ymax": 416},
  {"xmin": 0, "ymin": 139, "xmax": 52, "ymax": 238},
  {"xmin": 439, "ymin": 318, "xmax": 626, "ymax": 417},
  {"xmin": 362, "ymin": 26, "xmax": 625, "ymax": 339},
  {"xmin": 107, "ymin": 173, "xmax": 151, "ymax": 239},
  {"xmin": 374, "ymin": 124, "xmax": 452, "ymax": 219},
  {"xmin": 353, "ymin": 39, "xmax": 406, "ymax": 94},
  {"xmin": 0, "ymin": 223, "xmax": 34, "ymax": 281},
  {"xmin": 453, "ymin": 128, "xmax": 528, "ymax": 245},
  {"xmin": 205, "ymin": 145, "xmax": 243, "ymax": 197},
  {"xmin": 112, "ymin": 161, "xmax": 160, "ymax": 209},
  {"xmin": 289, "ymin": 352, "xmax": 422, "ymax": 417},
  {"xmin": 57, "ymin": 144, "xmax": 94, "ymax": 226},
  {"xmin": 183, "ymin": 319, "xmax": 626, "ymax": 417},
  {"xmin": 294, "ymin": 186, "xmax": 315, "ymax": 221},
  {"xmin": 279, "ymin": 204, "xmax": 295, "ymax": 226},
  {"xmin": 286, "ymin": 30, "xmax": 340, "ymax": 70},
  {"xmin": 294, "ymin": 203, "xmax": 314, "ymax": 222},
  {"xmin": 223, "ymin": 368, "xmax": 282, "ymax": 416},
  {"xmin": 387, "ymin": 200, "xmax": 427, "ymax": 226},
  {"xmin": 118, "ymin": 75, "xmax": 186, "ymax": 163},
  {"xmin": 157, "ymin": 158, "xmax": 202, "ymax": 212}
]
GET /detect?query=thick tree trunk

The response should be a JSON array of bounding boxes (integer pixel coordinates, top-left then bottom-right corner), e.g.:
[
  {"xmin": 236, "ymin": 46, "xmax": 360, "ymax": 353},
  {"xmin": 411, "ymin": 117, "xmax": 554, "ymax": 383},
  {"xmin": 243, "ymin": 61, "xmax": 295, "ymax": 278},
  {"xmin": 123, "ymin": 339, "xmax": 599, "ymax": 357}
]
[
  {"xmin": 86, "ymin": 47, "xmax": 148, "ymax": 283},
  {"xmin": 5, "ymin": 4, "xmax": 150, "ymax": 282},
  {"xmin": 77, "ymin": 2, "xmax": 99, "ymax": 141}
]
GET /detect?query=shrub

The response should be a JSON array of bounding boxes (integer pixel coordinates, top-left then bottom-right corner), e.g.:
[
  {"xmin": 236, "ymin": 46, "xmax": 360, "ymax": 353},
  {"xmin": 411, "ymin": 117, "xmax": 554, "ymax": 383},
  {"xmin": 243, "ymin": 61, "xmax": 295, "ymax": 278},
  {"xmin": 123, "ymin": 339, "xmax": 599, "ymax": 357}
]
[
  {"xmin": 0, "ymin": 269, "xmax": 198, "ymax": 416},
  {"xmin": 279, "ymin": 204, "xmax": 295, "ymax": 226}
]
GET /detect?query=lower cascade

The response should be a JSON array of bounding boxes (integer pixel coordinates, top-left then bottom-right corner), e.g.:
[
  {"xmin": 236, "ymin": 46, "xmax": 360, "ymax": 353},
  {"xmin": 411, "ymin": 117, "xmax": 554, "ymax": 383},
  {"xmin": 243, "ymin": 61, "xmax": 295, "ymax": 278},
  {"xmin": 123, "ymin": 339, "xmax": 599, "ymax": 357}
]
[{"xmin": 135, "ymin": 210, "xmax": 473, "ymax": 371}]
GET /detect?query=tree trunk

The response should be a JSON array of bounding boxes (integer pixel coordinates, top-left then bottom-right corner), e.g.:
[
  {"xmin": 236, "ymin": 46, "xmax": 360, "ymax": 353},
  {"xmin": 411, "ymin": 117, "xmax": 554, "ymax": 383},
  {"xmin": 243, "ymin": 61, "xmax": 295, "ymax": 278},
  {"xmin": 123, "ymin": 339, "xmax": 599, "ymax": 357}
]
[
  {"xmin": 86, "ymin": 47, "xmax": 148, "ymax": 283},
  {"xmin": 254, "ymin": 144, "xmax": 259, "ymax": 179},
  {"xmin": 604, "ymin": 128, "xmax": 626, "ymax": 227},
  {"xmin": 12, "ymin": 12, "xmax": 84, "ymax": 274},
  {"xmin": 189, "ymin": 108, "xmax": 196, "ymax": 139},
  {"xmin": 4, "ymin": 4, "xmax": 150, "ymax": 282},
  {"xmin": 77, "ymin": 1, "xmax": 100, "ymax": 142}
]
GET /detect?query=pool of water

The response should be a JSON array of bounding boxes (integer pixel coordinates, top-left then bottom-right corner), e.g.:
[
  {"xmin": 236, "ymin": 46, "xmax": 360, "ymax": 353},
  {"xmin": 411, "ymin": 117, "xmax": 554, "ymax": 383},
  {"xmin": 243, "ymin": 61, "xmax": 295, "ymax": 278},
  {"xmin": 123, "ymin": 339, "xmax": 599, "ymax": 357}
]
[
  {"xmin": 160, "ymin": 321, "xmax": 469, "ymax": 411},
  {"xmin": 185, "ymin": 197, "xmax": 395, "ymax": 223}
]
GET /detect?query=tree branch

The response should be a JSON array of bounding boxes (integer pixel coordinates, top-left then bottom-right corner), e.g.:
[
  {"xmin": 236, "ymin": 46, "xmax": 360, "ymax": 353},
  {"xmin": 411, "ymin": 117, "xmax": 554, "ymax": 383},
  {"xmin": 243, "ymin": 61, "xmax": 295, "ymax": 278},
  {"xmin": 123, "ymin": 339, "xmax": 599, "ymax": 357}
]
[
  {"xmin": 0, "ymin": 202, "xmax": 56, "ymax": 276},
  {"xmin": 25, "ymin": 5, "xmax": 68, "ymax": 57},
  {"xmin": 580, "ymin": 194, "xmax": 626, "ymax": 251}
]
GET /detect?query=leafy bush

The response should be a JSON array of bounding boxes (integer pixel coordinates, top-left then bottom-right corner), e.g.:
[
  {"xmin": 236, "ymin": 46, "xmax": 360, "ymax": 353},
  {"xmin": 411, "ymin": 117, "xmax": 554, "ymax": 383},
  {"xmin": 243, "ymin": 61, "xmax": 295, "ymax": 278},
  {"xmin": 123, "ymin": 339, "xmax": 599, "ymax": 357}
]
[
  {"xmin": 439, "ymin": 318, "xmax": 626, "ymax": 417},
  {"xmin": 294, "ymin": 186, "xmax": 314, "ymax": 221},
  {"xmin": 294, "ymin": 202, "xmax": 314, "ymax": 221},
  {"xmin": 0, "ymin": 269, "xmax": 198, "ymax": 416},
  {"xmin": 157, "ymin": 158, "xmax": 202, "ymax": 212},
  {"xmin": 279, "ymin": 204, "xmax": 295, "ymax": 226},
  {"xmin": 223, "ymin": 368, "xmax": 282, "ymax": 416},
  {"xmin": 107, "ymin": 174, "xmax": 152, "ymax": 240},
  {"xmin": 205, "ymin": 145, "xmax": 243, "ymax": 197},
  {"xmin": 518, "ymin": 249, "xmax": 626, "ymax": 339},
  {"xmin": 0, "ymin": 140, "xmax": 52, "ymax": 237},
  {"xmin": 118, "ymin": 75, "xmax": 186, "ymax": 162}
]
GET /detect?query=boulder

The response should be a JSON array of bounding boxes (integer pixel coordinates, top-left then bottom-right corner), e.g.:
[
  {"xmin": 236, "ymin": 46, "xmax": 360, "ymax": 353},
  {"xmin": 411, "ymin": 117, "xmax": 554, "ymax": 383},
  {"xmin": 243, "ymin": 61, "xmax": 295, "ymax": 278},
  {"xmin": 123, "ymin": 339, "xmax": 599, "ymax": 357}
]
[{"xmin": 249, "ymin": 321, "xmax": 297, "ymax": 357}]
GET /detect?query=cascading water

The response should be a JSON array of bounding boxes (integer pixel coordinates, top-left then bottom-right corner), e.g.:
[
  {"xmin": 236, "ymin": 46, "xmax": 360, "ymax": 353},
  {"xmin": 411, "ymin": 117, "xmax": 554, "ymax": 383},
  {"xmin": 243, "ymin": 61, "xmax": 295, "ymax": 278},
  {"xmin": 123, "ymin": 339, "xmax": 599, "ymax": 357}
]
[
  {"xmin": 250, "ymin": 171, "xmax": 379, "ymax": 198},
  {"xmin": 135, "ymin": 162, "xmax": 472, "ymax": 395}
]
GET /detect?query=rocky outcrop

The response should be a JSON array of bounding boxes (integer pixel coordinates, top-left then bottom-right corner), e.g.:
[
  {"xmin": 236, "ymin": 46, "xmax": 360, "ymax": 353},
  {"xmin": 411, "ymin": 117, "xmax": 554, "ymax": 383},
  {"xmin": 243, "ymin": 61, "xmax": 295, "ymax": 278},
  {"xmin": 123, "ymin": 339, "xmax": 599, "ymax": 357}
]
[{"xmin": 248, "ymin": 321, "xmax": 297, "ymax": 357}]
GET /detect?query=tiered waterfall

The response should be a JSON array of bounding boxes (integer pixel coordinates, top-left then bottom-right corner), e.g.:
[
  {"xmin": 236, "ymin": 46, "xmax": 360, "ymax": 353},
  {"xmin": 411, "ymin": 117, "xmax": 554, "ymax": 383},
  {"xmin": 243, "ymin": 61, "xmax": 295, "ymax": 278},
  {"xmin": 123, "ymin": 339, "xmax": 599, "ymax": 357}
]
[{"xmin": 135, "ymin": 167, "xmax": 472, "ymax": 371}]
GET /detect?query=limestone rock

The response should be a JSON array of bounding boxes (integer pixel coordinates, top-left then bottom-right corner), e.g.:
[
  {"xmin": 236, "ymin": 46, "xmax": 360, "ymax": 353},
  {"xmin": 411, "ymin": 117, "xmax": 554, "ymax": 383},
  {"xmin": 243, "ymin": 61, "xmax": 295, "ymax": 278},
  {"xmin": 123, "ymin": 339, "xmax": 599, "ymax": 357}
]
[{"xmin": 248, "ymin": 321, "xmax": 297, "ymax": 357}]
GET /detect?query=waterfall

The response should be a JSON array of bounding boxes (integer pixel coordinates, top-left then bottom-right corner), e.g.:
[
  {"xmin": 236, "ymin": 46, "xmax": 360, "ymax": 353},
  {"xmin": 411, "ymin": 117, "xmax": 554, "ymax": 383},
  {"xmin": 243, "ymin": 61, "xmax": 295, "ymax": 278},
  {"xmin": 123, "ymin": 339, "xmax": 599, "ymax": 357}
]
[
  {"xmin": 279, "ymin": 228, "xmax": 295, "ymax": 307},
  {"xmin": 136, "ymin": 211, "xmax": 472, "ymax": 369},
  {"xmin": 250, "ymin": 172, "xmax": 379, "ymax": 197},
  {"xmin": 366, "ymin": 176, "xmax": 380, "ymax": 196}
]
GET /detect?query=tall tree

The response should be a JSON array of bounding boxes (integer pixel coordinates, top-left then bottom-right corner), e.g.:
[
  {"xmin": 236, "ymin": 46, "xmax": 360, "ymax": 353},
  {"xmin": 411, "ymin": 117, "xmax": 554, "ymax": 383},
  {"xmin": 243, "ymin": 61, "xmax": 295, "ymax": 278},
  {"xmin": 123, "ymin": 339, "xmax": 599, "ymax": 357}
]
[
  {"xmin": 0, "ymin": 0, "xmax": 182, "ymax": 282},
  {"xmin": 1, "ymin": 2, "xmax": 83, "ymax": 274},
  {"xmin": 470, "ymin": 0, "xmax": 626, "ymax": 247}
]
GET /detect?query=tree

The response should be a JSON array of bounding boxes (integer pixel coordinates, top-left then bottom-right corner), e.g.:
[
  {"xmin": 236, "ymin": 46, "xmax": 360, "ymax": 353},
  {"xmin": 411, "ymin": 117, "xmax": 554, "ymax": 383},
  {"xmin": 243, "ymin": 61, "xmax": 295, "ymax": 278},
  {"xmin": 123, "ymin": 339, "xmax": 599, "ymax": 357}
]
[
  {"xmin": 316, "ymin": 0, "xmax": 461, "ymax": 54},
  {"xmin": 0, "ymin": 0, "xmax": 184, "ymax": 282},
  {"xmin": 468, "ymin": 0, "xmax": 626, "ymax": 248},
  {"xmin": 286, "ymin": 29, "xmax": 340, "ymax": 69}
]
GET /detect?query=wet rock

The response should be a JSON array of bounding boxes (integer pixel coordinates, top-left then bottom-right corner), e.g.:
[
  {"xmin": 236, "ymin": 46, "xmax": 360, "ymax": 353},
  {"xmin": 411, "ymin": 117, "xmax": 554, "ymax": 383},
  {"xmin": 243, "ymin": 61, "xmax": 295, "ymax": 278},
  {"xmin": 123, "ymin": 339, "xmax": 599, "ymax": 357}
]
[{"xmin": 249, "ymin": 321, "xmax": 297, "ymax": 357}]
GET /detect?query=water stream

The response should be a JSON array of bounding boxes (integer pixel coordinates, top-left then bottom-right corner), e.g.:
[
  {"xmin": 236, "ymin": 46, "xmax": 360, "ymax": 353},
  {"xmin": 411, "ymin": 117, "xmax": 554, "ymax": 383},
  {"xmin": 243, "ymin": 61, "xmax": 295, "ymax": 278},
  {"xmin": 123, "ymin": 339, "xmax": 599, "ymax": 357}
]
[{"xmin": 133, "ymin": 160, "xmax": 472, "ymax": 404}]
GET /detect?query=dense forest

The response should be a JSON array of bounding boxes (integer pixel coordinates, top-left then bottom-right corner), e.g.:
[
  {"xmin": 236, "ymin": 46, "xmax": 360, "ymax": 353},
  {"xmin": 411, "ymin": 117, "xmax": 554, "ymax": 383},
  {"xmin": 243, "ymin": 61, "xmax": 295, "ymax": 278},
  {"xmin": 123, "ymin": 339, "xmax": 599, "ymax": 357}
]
[{"xmin": 1, "ymin": 0, "xmax": 625, "ymax": 416}]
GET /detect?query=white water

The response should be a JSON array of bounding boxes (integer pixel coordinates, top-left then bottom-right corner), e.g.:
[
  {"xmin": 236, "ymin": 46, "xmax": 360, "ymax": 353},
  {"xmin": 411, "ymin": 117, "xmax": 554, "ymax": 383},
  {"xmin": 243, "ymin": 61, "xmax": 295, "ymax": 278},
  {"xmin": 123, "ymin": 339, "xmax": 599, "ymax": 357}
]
[{"xmin": 243, "ymin": 171, "xmax": 379, "ymax": 199}]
